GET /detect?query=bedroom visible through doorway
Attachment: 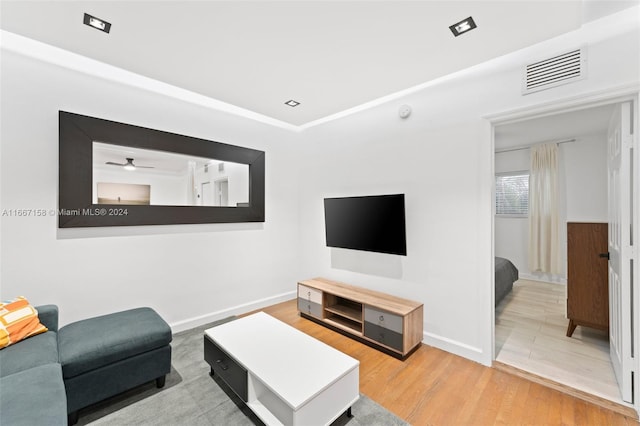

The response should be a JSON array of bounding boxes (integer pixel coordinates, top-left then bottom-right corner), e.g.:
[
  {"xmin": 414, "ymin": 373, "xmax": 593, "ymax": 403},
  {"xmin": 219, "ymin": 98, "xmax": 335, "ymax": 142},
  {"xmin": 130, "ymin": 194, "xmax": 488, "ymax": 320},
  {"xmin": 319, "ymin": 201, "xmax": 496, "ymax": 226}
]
[{"xmin": 492, "ymin": 102, "xmax": 631, "ymax": 407}]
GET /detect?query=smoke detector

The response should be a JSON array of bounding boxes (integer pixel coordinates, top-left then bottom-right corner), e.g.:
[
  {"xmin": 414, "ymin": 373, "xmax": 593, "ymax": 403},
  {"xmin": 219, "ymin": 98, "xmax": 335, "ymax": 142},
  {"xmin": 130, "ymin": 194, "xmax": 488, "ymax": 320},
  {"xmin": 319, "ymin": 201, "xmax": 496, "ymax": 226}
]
[{"xmin": 399, "ymin": 105, "xmax": 412, "ymax": 119}]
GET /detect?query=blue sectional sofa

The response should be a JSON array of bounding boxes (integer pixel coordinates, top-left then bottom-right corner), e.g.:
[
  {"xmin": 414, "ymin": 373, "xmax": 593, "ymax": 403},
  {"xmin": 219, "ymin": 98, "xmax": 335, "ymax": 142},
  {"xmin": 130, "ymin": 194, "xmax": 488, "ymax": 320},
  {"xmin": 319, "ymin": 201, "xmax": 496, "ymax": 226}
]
[
  {"xmin": 0, "ymin": 305, "xmax": 67, "ymax": 425},
  {"xmin": 0, "ymin": 305, "xmax": 172, "ymax": 426}
]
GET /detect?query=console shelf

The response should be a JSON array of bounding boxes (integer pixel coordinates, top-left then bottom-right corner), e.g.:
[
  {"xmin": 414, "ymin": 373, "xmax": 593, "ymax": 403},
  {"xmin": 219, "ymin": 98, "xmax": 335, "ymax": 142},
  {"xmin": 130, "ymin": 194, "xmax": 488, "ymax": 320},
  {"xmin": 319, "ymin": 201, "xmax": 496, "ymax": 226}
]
[
  {"xmin": 325, "ymin": 294, "xmax": 363, "ymax": 323},
  {"xmin": 297, "ymin": 278, "xmax": 424, "ymax": 359},
  {"xmin": 325, "ymin": 305, "xmax": 362, "ymax": 322},
  {"xmin": 325, "ymin": 315, "xmax": 363, "ymax": 335}
]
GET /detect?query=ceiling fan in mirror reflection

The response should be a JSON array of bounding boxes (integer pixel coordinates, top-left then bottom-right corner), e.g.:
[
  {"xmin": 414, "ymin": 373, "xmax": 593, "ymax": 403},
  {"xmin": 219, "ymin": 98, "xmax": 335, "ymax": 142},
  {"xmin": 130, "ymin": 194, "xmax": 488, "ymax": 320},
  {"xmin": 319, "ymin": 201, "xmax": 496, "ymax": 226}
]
[{"xmin": 105, "ymin": 158, "xmax": 154, "ymax": 171}]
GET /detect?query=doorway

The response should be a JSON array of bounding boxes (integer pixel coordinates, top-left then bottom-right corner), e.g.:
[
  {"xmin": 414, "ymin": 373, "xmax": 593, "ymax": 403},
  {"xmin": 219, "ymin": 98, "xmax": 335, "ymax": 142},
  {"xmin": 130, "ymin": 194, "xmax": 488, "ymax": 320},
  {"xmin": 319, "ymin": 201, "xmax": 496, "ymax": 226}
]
[
  {"xmin": 201, "ymin": 181, "xmax": 213, "ymax": 206},
  {"xmin": 490, "ymin": 96, "xmax": 638, "ymax": 409},
  {"xmin": 214, "ymin": 178, "xmax": 229, "ymax": 207}
]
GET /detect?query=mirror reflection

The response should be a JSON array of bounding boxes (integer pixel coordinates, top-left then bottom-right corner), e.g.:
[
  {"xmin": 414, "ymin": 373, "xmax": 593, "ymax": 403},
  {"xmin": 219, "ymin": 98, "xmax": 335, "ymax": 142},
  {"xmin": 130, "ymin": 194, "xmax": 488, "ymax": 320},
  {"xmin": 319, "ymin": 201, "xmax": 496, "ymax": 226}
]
[{"xmin": 92, "ymin": 142, "xmax": 249, "ymax": 207}]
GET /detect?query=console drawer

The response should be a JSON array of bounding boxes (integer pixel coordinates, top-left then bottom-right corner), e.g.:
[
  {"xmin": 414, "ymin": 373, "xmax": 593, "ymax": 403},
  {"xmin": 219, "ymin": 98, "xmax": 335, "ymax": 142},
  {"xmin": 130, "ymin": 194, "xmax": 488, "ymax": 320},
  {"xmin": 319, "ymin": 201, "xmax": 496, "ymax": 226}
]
[
  {"xmin": 204, "ymin": 335, "xmax": 248, "ymax": 401},
  {"xmin": 297, "ymin": 298, "xmax": 323, "ymax": 319},
  {"xmin": 298, "ymin": 284, "xmax": 323, "ymax": 305},
  {"xmin": 364, "ymin": 322, "xmax": 404, "ymax": 352},
  {"xmin": 364, "ymin": 306, "xmax": 403, "ymax": 334}
]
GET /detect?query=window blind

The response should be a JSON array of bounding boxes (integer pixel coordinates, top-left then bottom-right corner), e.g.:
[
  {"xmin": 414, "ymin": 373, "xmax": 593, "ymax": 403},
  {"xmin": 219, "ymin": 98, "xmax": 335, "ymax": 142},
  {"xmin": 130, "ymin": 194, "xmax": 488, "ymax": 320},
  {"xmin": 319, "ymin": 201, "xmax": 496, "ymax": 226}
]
[{"xmin": 496, "ymin": 173, "xmax": 529, "ymax": 215}]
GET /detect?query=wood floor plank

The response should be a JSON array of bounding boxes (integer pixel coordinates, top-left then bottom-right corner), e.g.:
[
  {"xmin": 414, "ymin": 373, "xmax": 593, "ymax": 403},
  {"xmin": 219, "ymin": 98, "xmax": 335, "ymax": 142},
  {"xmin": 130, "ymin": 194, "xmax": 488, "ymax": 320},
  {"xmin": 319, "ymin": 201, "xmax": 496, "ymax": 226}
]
[
  {"xmin": 533, "ymin": 385, "xmax": 552, "ymax": 423},
  {"xmin": 443, "ymin": 363, "xmax": 495, "ymax": 425},
  {"xmin": 251, "ymin": 299, "xmax": 638, "ymax": 425},
  {"xmin": 561, "ymin": 392, "xmax": 576, "ymax": 425},
  {"xmin": 417, "ymin": 355, "xmax": 478, "ymax": 425},
  {"xmin": 545, "ymin": 386, "xmax": 563, "ymax": 425},
  {"xmin": 493, "ymin": 372, "xmax": 519, "ymax": 425},
  {"xmin": 510, "ymin": 379, "xmax": 532, "ymax": 422},
  {"xmin": 470, "ymin": 369, "xmax": 508, "ymax": 425}
]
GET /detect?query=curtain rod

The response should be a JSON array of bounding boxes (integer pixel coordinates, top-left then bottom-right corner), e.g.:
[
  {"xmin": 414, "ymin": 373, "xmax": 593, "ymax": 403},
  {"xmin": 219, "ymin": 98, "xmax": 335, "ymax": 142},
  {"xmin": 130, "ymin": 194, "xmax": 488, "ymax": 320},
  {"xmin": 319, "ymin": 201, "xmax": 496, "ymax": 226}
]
[{"xmin": 495, "ymin": 138, "xmax": 576, "ymax": 154}]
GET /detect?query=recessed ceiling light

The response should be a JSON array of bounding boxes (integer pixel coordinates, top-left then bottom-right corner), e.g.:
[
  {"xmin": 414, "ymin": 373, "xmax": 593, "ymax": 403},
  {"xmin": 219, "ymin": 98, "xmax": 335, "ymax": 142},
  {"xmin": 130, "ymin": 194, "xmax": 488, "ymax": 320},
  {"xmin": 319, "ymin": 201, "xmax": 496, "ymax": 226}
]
[
  {"xmin": 449, "ymin": 16, "xmax": 476, "ymax": 37},
  {"xmin": 83, "ymin": 13, "xmax": 111, "ymax": 33},
  {"xmin": 285, "ymin": 100, "xmax": 300, "ymax": 107}
]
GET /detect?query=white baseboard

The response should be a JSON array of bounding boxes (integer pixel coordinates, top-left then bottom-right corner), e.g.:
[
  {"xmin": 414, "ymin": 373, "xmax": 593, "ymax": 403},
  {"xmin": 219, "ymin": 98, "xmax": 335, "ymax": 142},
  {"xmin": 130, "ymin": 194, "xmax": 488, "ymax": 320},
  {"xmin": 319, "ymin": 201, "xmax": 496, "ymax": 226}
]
[
  {"xmin": 422, "ymin": 331, "xmax": 488, "ymax": 365},
  {"xmin": 169, "ymin": 291, "xmax": 296, "ymax": 333},
  {"xmin": 520, "ymin": 273, "xmax": 567, "ymax": 285}
]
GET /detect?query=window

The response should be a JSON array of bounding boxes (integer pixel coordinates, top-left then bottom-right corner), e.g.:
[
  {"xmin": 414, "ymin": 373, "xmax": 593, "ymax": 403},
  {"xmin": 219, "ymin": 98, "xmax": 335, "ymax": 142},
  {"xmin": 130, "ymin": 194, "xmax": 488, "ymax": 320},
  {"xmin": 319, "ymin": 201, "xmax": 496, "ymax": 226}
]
[{"xmin": 496, "ymin": 172, "xmax": 529, "ymax": 216}]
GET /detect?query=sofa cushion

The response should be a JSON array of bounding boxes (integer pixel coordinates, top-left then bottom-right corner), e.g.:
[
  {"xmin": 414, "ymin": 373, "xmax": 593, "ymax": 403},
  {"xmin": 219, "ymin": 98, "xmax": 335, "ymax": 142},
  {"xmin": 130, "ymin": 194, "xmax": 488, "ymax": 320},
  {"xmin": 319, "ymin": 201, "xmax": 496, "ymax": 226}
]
[
  {"xmin": 35, "ymin": 304, "xmax": 59, "ymax": 332},
  {"xmin": 0, "ymin": 331, "xmax": 59, "ymax": 377},
  {"xmin": 0, "ymin": 363, "xmax": 67, "ymax": 426},
  {"xmin": 0, "ymin": 297, "xmax": 48, "ymax": 349},
  {"xmin": 59, "ymin": 307, "xmax": 172, "ymax": 379}
]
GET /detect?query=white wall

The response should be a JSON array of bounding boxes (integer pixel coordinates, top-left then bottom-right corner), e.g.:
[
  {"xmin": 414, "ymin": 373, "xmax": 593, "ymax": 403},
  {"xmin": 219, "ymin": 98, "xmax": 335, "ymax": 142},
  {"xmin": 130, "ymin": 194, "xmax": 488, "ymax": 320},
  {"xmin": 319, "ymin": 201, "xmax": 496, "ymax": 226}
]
[
  {"xmin": 564, "ymin": 134, "xmax": 609, "ymax": 222},
  {"xmin": 495, "ymin": 133, "xmax": 608, "ymax": 282},
  {"xmin": 0, "ymin": 47, "xmax": 303, "ymax": 330},
  {"xmin": 297, "ymin": 10, "xmax": 639, "ymax": 364}
]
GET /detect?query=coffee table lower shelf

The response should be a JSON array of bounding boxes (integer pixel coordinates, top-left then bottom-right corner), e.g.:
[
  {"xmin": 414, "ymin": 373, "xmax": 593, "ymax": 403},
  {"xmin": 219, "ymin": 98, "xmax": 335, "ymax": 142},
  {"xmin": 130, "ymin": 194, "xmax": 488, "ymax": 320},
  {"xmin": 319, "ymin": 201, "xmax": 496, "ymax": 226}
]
[{"xmin": 246, "ymin": 400, "xmax": 280, "ymax": 425}]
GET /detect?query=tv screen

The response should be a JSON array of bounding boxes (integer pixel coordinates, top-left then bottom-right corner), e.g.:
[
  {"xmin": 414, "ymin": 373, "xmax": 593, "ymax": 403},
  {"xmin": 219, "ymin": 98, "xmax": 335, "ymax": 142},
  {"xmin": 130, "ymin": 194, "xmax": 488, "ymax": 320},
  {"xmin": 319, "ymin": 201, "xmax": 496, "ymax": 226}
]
[{"xmin": 324, "ymin": 194, "xmax": 407, "ymax": 256}]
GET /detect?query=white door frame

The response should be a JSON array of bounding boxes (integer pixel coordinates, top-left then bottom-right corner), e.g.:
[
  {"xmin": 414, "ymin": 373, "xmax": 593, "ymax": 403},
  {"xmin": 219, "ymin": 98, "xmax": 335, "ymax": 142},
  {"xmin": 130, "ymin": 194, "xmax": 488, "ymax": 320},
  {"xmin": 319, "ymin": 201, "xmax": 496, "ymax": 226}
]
[
  {"xmin": 484, "ymin": 83, "xmax": 639, "ymax": 412},
  {"xmin": 608, "ymin": 101, "xmax": 634, "ymax": 402},
  {"xmin": 214, "ymin": 177, "xmax": 229, "ymax": 207}
]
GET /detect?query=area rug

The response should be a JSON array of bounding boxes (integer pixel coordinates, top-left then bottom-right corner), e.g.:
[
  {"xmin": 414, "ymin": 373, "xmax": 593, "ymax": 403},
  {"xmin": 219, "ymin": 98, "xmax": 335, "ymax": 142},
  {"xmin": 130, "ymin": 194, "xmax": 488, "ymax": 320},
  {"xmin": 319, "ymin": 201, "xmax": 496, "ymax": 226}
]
[{"xmin": 76, "ymin": 317, "xmax": 408, "ymax": 426}]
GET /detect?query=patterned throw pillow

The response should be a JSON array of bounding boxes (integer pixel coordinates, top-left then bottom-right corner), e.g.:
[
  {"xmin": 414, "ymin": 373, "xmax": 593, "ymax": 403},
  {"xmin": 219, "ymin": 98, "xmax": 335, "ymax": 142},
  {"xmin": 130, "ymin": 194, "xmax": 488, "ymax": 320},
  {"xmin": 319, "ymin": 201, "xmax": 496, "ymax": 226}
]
[{"xmin": 0, "ymin": 296, "xmax": 48, "ymax": 349}]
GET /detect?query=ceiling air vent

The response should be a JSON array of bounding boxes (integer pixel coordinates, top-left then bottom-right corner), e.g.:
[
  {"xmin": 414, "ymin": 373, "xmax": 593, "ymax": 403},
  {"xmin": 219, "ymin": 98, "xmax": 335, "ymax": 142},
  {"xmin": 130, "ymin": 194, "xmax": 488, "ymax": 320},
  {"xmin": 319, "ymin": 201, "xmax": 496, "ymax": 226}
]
[{"xmin": 522, "ymin": 47, "xmax": 586, "ymax": 95}]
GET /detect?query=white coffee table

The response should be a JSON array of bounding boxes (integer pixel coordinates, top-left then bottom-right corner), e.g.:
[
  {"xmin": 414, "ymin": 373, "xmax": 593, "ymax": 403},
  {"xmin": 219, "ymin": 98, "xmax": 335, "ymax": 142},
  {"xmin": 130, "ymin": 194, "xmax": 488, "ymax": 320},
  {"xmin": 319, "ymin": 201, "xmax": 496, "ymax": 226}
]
[{"xmin": 204, "ymin": 312, "xmax": 360, "ymax": 426}]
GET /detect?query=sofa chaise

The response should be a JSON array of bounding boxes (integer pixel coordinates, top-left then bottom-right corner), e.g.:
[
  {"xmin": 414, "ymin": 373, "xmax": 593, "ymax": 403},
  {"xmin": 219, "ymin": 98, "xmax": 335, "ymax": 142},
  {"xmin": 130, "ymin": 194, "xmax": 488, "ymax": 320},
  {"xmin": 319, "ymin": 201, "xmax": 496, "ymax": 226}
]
[{"xmin": 0, "ymin": 304, "xmax": 172, "ymax": 425}]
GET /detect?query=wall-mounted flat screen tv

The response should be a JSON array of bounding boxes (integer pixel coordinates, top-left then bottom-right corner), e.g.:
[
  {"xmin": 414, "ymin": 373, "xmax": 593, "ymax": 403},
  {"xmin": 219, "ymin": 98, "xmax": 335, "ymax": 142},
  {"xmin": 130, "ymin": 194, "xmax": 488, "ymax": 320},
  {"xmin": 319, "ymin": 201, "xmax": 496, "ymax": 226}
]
[{"xmin": 324, "ymin": 194, "xmax": 407, "ymax": 256}]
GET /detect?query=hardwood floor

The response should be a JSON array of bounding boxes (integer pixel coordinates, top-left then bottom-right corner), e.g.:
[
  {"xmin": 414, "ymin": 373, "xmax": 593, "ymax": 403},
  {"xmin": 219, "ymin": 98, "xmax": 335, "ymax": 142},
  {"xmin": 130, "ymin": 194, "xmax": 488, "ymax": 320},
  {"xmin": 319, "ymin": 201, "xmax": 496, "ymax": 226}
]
[
  {"xmin": 495, "ymin": 279, "xmax": 626, "ymax": 408},
  {"xmin": 251, "ymin": 298, "xmax": 638, "ymax": 425}
]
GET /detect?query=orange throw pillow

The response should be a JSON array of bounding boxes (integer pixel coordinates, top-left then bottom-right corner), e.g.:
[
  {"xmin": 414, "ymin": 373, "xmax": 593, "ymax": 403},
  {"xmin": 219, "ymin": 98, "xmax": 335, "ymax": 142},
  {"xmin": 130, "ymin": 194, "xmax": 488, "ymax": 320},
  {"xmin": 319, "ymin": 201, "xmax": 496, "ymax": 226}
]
[{"xmin": 0, "ymin": 297, "xmax": 48, "ymax": 349}]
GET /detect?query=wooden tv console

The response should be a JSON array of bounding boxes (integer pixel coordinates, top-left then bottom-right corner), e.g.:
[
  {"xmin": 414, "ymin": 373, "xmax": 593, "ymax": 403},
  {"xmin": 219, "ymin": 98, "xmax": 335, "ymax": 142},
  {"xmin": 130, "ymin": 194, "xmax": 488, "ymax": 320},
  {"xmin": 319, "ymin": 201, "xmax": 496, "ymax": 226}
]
[{"xmin": 297, "ymin": 278, "xmax": 424, "ymax": 359}]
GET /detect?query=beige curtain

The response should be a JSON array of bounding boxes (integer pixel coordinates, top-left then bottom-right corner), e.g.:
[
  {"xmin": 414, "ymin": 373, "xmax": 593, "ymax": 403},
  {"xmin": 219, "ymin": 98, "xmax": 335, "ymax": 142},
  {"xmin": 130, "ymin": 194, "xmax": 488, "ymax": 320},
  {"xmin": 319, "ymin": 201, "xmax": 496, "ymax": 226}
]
[{"xmin": 528, "ymin": 143, "xmax": 561, "ymax": 274}]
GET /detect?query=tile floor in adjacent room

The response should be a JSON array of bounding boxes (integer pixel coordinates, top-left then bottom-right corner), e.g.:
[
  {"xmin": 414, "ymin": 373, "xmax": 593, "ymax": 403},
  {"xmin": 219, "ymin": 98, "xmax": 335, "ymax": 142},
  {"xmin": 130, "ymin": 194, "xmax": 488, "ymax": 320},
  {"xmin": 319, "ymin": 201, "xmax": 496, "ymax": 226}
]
[{"xmin": 495, "ymin": 279, "xmax": 630, "ymax": 407}]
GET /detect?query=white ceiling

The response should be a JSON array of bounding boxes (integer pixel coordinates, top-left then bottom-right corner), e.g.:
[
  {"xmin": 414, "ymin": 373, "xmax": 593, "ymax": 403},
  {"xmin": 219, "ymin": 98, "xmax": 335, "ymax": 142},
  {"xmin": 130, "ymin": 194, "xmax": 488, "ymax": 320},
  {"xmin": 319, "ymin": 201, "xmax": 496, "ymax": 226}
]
[
  {"xmin": 93, "ymin": 142, "xmax": 223, "ymax": 174},
  {"xmin": 1, "ymin": 1, "xmax": 637, "ymax": 127},
  {"xmin": 494, "ymin": 103, "xmax": 616, "ymax": 150}
]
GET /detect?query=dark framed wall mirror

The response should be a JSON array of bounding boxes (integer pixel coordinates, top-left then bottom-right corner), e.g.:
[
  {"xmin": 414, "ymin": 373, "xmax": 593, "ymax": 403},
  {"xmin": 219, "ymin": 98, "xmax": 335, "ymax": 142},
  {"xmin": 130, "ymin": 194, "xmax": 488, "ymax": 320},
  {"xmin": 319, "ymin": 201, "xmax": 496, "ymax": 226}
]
[{"xmin": 59, "ymin": 111, "xmax": 265, "ymax": 228}]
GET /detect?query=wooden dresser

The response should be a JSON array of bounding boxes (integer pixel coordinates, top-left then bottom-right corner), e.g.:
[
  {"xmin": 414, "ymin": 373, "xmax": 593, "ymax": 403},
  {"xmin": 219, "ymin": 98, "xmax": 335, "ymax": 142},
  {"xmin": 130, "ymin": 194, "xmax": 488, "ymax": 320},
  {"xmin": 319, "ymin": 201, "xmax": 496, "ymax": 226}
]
[{"xmin": 566, "ymin": 222, "xmax": 609, "ymax": 337}]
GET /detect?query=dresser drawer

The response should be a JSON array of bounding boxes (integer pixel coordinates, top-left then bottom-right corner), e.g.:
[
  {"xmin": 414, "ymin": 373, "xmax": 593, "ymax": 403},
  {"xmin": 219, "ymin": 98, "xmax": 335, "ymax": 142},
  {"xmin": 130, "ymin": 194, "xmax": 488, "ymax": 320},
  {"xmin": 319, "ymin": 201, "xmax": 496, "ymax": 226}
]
[
  {"xmin": 298, "ymin": 284, "xmax": 323, "ymax": 304},
  {"xmin": 297, "ymin": 298, "xmax": 323, "ymax": 319},
  {"xmin": 364, "ymin": 322, "xmax": 404, "ymax": 352},
  {"xmin": 364, "ymin": 306, "xmax": 403, "ymax": 334},
  {"xmin": 204, "ymin": 335, "xmax": 248, "ymax": 401}
]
